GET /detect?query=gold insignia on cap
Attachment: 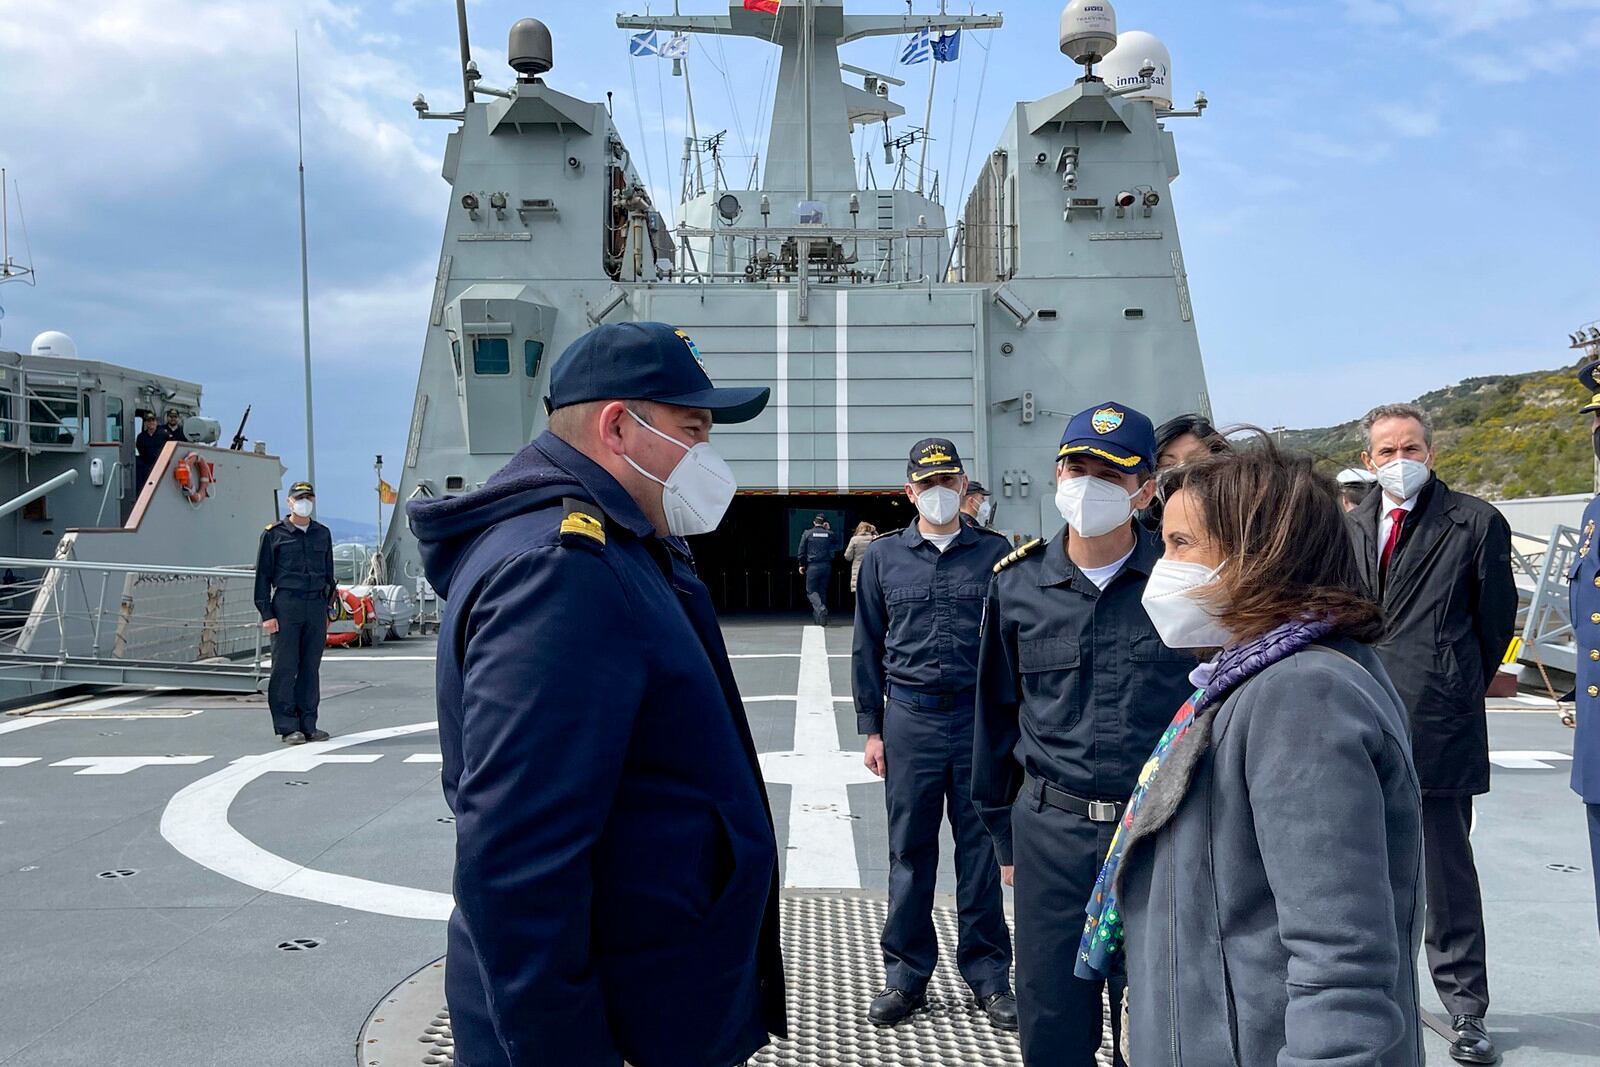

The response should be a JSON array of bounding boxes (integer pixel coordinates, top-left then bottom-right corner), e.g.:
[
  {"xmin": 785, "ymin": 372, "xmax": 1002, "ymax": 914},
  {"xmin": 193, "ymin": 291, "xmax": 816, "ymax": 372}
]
[
  {"xmin": 1091, "ymin": 408, "xmax": 1125, "ymax": 435},
  {"xmin": 919, "ymin": 450, "xmax": 953, "ymax": 465}
]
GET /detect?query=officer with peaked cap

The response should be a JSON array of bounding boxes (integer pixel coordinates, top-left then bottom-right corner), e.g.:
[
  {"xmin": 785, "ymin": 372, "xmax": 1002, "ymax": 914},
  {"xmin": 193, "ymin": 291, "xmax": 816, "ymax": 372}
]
[
  {"xmin": 254, "ymin": 481, "xmax": 336, "ymax": 743},
  {"xmin": 961, "ymin": 480, "xmax": 994, "ymax": 529},
  {"xmin": 972, "ymin": 402, "xmax": 1194, "ymax": 1066},
  {"xmin": 407, "ymin": 321, "xmax": 786, "ymax": 1067},
  {"xmin": 853, "ymin": 438, "xmax": 1016, "ymax": 1031},
  {"xmin": 1568, "ymin": 359, "xmax": 1600, "ymax": 937}
]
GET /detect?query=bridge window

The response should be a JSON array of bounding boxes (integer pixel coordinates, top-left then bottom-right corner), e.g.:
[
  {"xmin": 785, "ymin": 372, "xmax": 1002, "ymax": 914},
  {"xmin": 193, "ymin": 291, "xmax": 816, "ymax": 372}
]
[
  {"xmin": 104, "ymin": 395, "xmax": 125, "ymax": 443},
  {"xmin": 29, "ymin": 389, "xmax": 84, "ymax": 446},
  {"xmin": 473, "ymin": 337, "xmax": 510, "ymax": 375},
  {"xmin": 524, "ymin": 340, "xmax": 545, "ymax": 378}
]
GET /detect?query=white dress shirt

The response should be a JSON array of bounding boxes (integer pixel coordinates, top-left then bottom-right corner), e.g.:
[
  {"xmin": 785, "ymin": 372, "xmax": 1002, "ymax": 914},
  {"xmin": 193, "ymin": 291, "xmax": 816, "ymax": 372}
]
[{"xmin": 1377, "ymin": 493, "xmax": 1419, "ymax": 567}]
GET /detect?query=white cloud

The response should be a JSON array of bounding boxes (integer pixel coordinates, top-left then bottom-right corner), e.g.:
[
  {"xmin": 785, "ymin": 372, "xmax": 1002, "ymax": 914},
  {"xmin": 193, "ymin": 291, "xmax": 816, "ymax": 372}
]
[{"xmin": 1373, "ymin": 102, "xmax": 1442, "ymax": 138}]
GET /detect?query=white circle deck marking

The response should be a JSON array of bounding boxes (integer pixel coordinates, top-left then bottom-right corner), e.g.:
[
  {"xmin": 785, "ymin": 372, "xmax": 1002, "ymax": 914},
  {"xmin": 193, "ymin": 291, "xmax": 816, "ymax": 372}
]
[{"xmin": 159, "ymin": 721, "xmax": 454, "ymax": 921}]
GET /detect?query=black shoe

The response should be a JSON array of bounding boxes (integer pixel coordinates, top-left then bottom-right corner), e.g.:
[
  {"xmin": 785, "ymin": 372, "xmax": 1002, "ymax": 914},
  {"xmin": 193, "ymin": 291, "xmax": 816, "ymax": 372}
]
[
  {"xmin": 976, "ymin": 991, "xmax": 1018, "ymax": 1031},
  {"xmin": 305, "ymin": 729, "xmax": 330, "ymax": 742},
  {"xmin": 1448, "ymin": 1015, "xmax": 1498, "ymax": 1065},
  {"xmin": 282, "ymin": 731, "xmax": 307, "ymax": 745},
  {"xmin": 868, "ymin": 988, "xmax": 925, "ymax": 1026}
]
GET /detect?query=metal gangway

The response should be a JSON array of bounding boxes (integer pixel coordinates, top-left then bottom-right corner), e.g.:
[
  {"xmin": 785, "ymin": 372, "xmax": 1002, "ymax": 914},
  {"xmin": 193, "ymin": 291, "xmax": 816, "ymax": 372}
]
[
  {"xmin": 1513, "ymin": 523, "xmax": 1581, "ymax": 681},
  {"xmin": 0, "ymin": 555, "xmax": 268, "ymax": 694}
]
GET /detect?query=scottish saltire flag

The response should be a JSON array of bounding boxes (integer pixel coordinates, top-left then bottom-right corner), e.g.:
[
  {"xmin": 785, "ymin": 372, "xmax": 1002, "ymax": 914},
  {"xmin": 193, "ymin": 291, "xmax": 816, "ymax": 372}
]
[
  {"xmin": 900, "ymin": 26, "xmax": 931, "ymax": 64},
  {"xmin": 629, "ymin": 30, "xmax": 659, "ymax": 56},
  {"xmin": 932, "ymin": 29, "xmax": 960, "ymax": 62},
  {"xmin": 743, "ymin": 0, "xmax": 781, "ymax": 12},
  {"xmin": 660, "ymin": 32, "xmax": 690, "ymax": 60}
]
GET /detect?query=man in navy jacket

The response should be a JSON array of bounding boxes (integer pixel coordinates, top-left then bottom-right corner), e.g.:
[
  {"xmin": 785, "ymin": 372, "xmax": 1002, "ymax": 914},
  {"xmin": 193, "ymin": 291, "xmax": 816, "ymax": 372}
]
[{"xmin": 408, "ymin": 322, "xmax": 786, "ymax": 1067}]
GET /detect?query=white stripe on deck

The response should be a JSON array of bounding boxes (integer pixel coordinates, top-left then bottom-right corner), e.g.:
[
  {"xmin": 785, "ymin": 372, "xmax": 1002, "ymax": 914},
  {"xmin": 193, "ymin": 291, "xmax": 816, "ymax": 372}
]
[
  {"xmin": 1489, "ymin": 750, "xmax": 1573, "ymax": 770},
  {"xmin": 758, "ymin": 626, "xmax": 880, "ymax": 889},
  {"xmin": 0, "ymin": 717, "xmax": 58, "ymax": 737},
  {"xmin": 51, "ymin": 756, "xmax": 213, "ymax": 775},
  {"xmin": 0, "ymin": 757, "xmax": 40, "ymax": 767}
]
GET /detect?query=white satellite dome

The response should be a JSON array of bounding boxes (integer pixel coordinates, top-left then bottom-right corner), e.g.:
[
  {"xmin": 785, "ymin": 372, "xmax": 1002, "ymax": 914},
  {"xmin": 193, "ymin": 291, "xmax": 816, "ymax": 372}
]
[
  {"xmin": 1100, "ymin": 30, "xmax": 1173, "ymax": 111},
  {"xmin": 1059, "ymin": 0, "xmax": 1118, "ymax": 67},
  {"xmin": 30, "ymin": 330, "xmax": 78, "ymax": 359}
]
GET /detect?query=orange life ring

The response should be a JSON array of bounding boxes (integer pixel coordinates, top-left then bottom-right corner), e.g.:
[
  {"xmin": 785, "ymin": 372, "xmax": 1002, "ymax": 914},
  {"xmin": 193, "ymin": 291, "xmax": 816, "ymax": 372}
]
[{"xmin": 172, "ymin": 451, "xmax": 215, "ymax": 503}]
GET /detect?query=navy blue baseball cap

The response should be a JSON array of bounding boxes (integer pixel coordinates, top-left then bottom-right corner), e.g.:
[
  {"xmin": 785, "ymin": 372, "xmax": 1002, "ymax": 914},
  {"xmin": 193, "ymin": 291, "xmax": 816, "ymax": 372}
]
[
  {"xmin": 1057, "ymin": 401, "xmax": 1157, "ymax": 473},
  {"xmin": 907, "ymin": 437, "xmax": 966, "ymax": 482},
  {"xmin": 546, "ymin": 321, "xmax": 770, "ymax": 424}
]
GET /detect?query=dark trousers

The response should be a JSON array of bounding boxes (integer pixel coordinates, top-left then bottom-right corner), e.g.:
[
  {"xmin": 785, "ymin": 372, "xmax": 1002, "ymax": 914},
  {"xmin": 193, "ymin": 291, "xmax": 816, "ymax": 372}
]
[
  {"xmin": 804, "ymin": 564, "xmax": 830, "ymax": 620},
  {"xmin": 268, "ymin": 594, "xmax": 328, "ymax": 736},
  {"xmin": 1588, "ymin": 804, "xmax": 1600, "ymax": 936},
  {"xmin": 1422, "ymin": 794, "xmax": 1490, "ymax": 1018},
  {"xmin": 1012, "ymin": 794, "xmax": 1125, "ymax": 1067},
  {"xmin": 880, "ymin": 696, "xmax": 1011, "ymax": 999}
]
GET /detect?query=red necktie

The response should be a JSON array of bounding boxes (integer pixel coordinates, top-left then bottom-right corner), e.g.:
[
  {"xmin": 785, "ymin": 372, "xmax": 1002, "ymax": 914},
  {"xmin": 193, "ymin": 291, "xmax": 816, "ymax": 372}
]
[{"xmin": 1379, "ymin": 508, "xmax": 1406, "ymax": 579}]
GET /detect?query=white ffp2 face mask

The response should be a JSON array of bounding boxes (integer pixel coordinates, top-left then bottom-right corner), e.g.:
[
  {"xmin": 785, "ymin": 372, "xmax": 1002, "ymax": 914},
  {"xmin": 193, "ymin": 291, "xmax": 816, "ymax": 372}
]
[
  {"xmin": 290, "ymin": 498, "xmax": 314, "ymax": 518},
  {"xmin": 622, "ymin": 409, "xmax": 738, "ymax": 537},
  {"xmin": 1055, "ymin": 475, "xmax": 1136, "ymax": 538},
  {"xmin": 1141, "ymin": 558, "xmax": 1232, "ymax": 649},
  {"xmin": 976, "ymin": 499, "xmax": 994, "ymax": 525},
  {"xmin": 1374, "ymin": 458, "xmax": 1429, "ymax": 501},
  {"xmin": 914, "ymin": 485, "xmax": 961, "ymax": 526}
]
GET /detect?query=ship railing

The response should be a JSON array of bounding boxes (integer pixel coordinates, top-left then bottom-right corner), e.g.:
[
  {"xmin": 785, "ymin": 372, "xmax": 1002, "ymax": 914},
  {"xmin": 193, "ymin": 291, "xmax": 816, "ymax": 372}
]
[
  {"xmin": 1518, "ymin": 523, "xmax": 1579, "ymax": 678},
  {"xmin": 670, "ymin": 222, "xmax": 948, "ymax": 287},
  {"xmin": 0, "ymin": 364, "xmax": 94, "ymax": 452},
  {"xmin": 0, "ymin": 556, "xmax": 268, "ymax": 692}
]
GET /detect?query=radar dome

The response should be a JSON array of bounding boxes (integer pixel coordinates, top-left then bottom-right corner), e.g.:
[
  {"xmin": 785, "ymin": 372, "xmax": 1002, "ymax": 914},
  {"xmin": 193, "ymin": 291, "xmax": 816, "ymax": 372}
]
[
  {"xmin": 1100, "ymin": 30, "xmax": 1172, "ymax": 110},
  {"xmin": 508, "ymin": 18, "xmax": 553, "ymax": 77},
  {"xmin": 30, "ymin": 331, "xmax": 78, "ymax": 359},
  {"xmin": 1059, "ymin": 0, "xmax": 1118, "ymax": 66}
]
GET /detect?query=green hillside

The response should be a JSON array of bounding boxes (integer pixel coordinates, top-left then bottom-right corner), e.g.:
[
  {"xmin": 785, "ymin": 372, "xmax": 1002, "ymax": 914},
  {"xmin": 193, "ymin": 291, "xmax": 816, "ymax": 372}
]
[{"xmin": 1278, "ymin": 364, "xmax": 1596, "ymax": 500}]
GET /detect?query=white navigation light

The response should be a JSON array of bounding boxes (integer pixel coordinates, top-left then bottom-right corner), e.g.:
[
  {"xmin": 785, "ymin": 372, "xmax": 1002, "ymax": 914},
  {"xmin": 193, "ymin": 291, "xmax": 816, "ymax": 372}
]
[
  {"xmin": 30, "ymin": 330, "xmax": 77, "ymax": 359},
  {"xmin": 1100, "ymin": 30, "xmax": 1173, "ymax": 110},
  {"xmin": 1060, "ymin": 0, "xmax": 1118, "ymax": 67}
]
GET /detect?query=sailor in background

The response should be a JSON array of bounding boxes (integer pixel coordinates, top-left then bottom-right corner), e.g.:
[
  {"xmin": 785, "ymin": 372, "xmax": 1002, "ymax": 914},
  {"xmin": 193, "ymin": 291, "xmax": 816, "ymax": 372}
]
[
  {"xmin": 1568, "ymin": 360, "xmax": 1600, "ymax": 938},
  {"xmin": 852, "ymin": 438, "xmax": 1016, "ymax": 1031},
  {"xmin": 1345, "ymin": 403, "xmax": 1516, "ymax": 1066},
  {"xmin": 796, "ymin": 513, "xmax": 838, "ymax": 625},
  {"xmin": 961, "ymin": 480, "xmax": 994, "ymax": 528},
  {"xmin": 254, "ymin": 481, "xmax": 336, "ymax": 744},
  {"xmin": 163, "ymin": 407, "xmax": 188, "ymax": 444},
  {"xmin": 973, "ymin": 403, "xmax": 1192, "ymax": 1067},
  {"xmin": 134, "ymin": 411, "xmax": 163, "ymax": 488}
]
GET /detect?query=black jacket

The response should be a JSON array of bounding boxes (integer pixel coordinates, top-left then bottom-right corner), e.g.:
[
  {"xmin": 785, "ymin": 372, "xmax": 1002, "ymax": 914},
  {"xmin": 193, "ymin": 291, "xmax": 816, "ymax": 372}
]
[
  {"xmin": 1347, "ymin": 475, "xmax": 1516, "ymax": 795},
  {"xmin": 796, "ymin": 526, "xmax": 837, "ymax": 566},
  {"xmin": 407, "ymin": 431, "xmax": 786, "ymax": 1067},
  {"xmin": 253, "ymin": 519, "xmax": 335, "ymax": 620}
]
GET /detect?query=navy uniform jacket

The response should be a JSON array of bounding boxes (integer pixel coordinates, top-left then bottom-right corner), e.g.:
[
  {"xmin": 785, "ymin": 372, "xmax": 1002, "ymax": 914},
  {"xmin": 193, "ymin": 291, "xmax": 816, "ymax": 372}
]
[
  {"xmin": 853, "ymin": 523, "xmax": 1009, "ymax": 735},
  {"xmin": 408, "ymin": 431, "xmax": 786, "ymax": 1067},
  {"xmin": 1569, "ymin": 496, "xmax": 1600, "ymax": 804},
  {"xmin": 797, "ymin": 526, "xmax": 837, "ymax": 566},
  {"xmin": 253, "ymin": 518, "xmax": 335, "ymax": 620},
  {"xmin": 972, "ymin": 524, "xmax": 1194, "ymax": 864}
]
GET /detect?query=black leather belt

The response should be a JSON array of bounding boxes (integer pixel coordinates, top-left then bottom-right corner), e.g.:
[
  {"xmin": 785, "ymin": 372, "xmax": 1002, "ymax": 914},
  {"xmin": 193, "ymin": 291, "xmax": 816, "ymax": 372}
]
[
  {"xmin": 1024, "ymin": 773, "xmax": 1125, "ymax": 823},
  {"xmin": 887, "ymin": 684, "xmax": 975, "ymax": 711}
]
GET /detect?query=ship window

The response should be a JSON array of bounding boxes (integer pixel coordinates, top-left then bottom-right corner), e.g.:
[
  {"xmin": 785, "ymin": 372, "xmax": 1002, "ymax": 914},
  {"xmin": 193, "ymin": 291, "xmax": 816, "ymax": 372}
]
[
  {"xmin": 0, "ymin": 392, "xmax": 11, "ymax": 444},
  {"xmin": 451, "ymin": 339, "xmax": 463, "ymax": 378},
  {"xmin": 104, "ymin": 395, "xmax": 125, "ymax": 443},
  {"xmin": 445, "ymin": 475, "xmax": 466, "ymax": 491},
  {"xmin": 473, "ymin": 337, "xmax": 510, "ymax": 375},
  {"xmin": 28, "ymin": 389, "xmax": 85, "ymax": 446},
  {"xmin": 1124, "ymin": 308, "xmax": 1145, "ymax": 319},
  {"xmin": 524, "ymin": 340, "xmax": 545, "ymax": 378}
]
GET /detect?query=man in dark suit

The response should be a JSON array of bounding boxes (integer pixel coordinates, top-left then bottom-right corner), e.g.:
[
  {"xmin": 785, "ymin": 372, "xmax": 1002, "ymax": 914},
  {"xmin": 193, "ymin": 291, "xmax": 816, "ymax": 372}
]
[
  {"xmin": 134, "ymin": 412, "xmax": 164, "ymax": 488},
  {"xmin": 1346, "ymin": 402, "xmax": 1516, "ymax": 1065},
  {"xmin": 407, "ymin": 322, "xmax": 785, "ymax": 1067}
]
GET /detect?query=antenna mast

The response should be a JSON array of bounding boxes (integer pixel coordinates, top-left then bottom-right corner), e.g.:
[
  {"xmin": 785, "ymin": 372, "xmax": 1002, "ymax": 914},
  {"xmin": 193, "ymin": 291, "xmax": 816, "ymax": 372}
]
[
  {"xmin": 295, "ymin": 32, "xmax": 317, "ymax": 485},
  {"xmin": 0, "ymin": 169, "xmax": 34, "ymax": 286}
]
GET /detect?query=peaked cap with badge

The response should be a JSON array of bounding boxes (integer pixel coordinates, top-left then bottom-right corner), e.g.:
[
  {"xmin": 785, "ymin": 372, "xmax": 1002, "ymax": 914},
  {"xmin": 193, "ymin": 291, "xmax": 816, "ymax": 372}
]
[
  {"xmin": 907, "ymin": 437, "xmax": 967, "ymax": 482},
  {"xmin": 1056, "ymin": 401, "xmax": 1157, "ymax": 473}
]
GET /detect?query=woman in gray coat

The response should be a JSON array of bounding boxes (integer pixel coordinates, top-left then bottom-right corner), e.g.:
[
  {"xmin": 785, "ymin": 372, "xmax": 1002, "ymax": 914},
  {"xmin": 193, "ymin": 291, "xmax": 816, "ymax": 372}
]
[
  {"xmin": 843, "ymin": 522, "xmax": 877, "ymax": 593},
  {"xmin": 1077, "ymin": 440, "xmax": 1425, "ymax": 1067}
]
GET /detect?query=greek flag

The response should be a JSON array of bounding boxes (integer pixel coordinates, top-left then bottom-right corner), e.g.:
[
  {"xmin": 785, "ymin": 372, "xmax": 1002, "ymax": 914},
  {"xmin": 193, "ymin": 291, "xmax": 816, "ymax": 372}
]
[
  {"xmin": 899, "ymin": 26, "xmax": 931, "ymax": 64},
  {"xmin": 660, "ymin": 32, "xmax": 690, "ymax": 60},
  {"xmin": 629, "ymin": 30, "xmax": 659, "ymax": 57},
  {"xmin": 932, "ymin": 29, "xmax": 961, "ymax": 62}
]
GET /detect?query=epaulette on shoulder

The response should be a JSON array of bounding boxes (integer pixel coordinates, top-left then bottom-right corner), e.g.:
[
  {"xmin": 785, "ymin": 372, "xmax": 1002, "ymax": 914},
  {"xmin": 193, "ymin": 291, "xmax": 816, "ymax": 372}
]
[
  {"xmin": 872, "ymin": 527, "xmax": 904, "ymax": 541},
  {"xmin": 558, "ymin": 497, "xmax": 607, "ymax": 550},
  {"xmin": 993, "ymin": 538, "xmax": 1044, "ymax": 575}
]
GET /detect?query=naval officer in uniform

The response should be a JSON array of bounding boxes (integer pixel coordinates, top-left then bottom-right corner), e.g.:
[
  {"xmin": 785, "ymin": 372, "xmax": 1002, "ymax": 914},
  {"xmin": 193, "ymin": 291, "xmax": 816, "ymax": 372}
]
[
  {"xmin": 973, "ymin": 403, "xmax": 1194, "ymax": 1067},
  {"xmin": 254, "ymin": 481, "xmax": 335, "ymax": 744},
  {"xmin": 1569, "ymin": 359, "xmax": 1600, "ymax": 938},
  {"xmin": 852, "ymin": 438, "xmax": 1017, "ymax": 1030},
  {"xmin": 796, "ymin": 514, "xmax": 838, "ymax": 625},
  {"xmin": 407, "ymin": 321, "xmax": 786, "ymax": 1067}
]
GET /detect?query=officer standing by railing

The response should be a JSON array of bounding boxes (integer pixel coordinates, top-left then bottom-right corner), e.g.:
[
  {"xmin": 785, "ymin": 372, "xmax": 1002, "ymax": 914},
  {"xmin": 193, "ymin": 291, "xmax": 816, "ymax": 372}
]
[
  {"xmin": 853, "ymin": 437, "xmax": 1017, "ymax": 1032},
  {"xmin": 254, "ymin": 481, "xmax": 335, "ymax": 744}
]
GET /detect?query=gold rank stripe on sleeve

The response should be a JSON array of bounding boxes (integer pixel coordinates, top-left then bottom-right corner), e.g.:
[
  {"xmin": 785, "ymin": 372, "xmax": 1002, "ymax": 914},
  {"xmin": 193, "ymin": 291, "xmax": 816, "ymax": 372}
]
[
  {"xmin": 559, "ymin": 498, "xmax": 606, "ymax": 547},
  {"xmin": 993, "ymin": 538, "xmax": 1044, "ymax": 574}
]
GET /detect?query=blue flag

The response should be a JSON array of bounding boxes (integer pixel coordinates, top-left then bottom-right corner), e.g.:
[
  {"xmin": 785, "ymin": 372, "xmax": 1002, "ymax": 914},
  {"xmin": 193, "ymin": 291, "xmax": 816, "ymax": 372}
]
[
  {"xmin": 899, "ymin": 27, "xmax": 931, "ymax": 64},
  {"xmin": 629, "ymin": 30, "xmax": 659, "ymax": 57},
  {"xmin": 932, "ymin": 29, "xmax": 960, "ymax": 62}
]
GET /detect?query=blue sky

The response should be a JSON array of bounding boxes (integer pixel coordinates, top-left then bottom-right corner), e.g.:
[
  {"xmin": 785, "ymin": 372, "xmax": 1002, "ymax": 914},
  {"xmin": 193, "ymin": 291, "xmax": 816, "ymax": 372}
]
[{"xmin": 0, "ymin": 0, "xmax": 1596, "ymax": 522}]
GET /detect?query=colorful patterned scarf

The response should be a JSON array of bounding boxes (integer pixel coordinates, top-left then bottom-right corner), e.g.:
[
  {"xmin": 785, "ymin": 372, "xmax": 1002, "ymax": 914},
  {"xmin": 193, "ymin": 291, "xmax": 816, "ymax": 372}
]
[{"xmin": 1074, "ymin": 618, "xmax": 1334, "ymax": 981}]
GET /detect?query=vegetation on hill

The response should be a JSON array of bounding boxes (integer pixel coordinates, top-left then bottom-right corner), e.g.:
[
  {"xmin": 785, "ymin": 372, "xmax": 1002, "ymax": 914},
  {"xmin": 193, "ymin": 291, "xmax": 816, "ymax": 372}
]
[{"xmin": 1278, "ymin": 364, "xmax": 1597, "ymax": 501}]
